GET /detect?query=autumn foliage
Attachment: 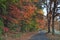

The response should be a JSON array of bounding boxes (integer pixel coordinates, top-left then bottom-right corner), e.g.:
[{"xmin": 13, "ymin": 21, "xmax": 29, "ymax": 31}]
[{"xmin": 0, "ymin": 0, "xmax": 44, "ymax": 32}]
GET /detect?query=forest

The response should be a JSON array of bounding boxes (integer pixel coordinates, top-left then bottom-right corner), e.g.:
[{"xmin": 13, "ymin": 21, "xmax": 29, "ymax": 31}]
[{"xmin": 0, "ymin": 0, "xmax": 60, "ymax": 40}]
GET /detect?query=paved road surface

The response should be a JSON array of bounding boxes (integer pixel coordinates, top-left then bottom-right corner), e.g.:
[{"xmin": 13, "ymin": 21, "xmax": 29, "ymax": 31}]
[{"xmin": 29, "ymin": 30, "xmax": 49, "ymax": 40}]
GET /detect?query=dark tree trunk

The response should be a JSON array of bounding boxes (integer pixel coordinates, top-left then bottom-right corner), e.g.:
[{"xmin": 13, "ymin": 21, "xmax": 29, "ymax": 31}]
[
  {"xmin": 47, "ymin": 17, "xmax": 51, "ymax": 33},
  {"xmin": 47, "ymin": 0, "xmax": 52, "ymax": 33},
  {"xmin": 52, "ymin": 0, "xmax": 57, "ymax": 34},
  {"xmin": 46, "ymin": 0, "xmax": 51, "ymax": 33},
  {"xmin": 52, "ymin": 14, "xmax": 54, "ymax": 34}
]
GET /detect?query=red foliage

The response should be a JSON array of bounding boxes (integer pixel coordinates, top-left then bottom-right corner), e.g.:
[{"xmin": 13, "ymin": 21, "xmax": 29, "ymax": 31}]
[
  {"xmin": 7, "ymin": 0, "xmax": 44, "ymax": 30},
  {"xmin": 7, "ymin": 16, "xmax": 19, "ymax": 24},
  {"xmin": 3, "ymin": 27, "xmax": 9, "ymax": 33},
  {"xmin": 8, "ymin": 1, "xmax": 36, "ymax": 24}
]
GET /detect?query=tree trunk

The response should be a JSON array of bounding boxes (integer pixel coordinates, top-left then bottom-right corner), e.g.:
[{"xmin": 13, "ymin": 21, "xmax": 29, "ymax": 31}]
[
  {"xmin": 52, "ymin": 7, "xmax": 55, "ymax": 35},
  {"xmin": 48, "ymin": 17, "xmax": 51, "ymax": 33},
  {"xmin": 51, "ymin": 0, "xmax": 57, "ymax": 35},
  {"xmin": 52, "ymin": 15, "xmax": 54, "ymax": 34},
  {"xmin": 46, "ymin": 0, "xmax": 51, "ymax": 33}
]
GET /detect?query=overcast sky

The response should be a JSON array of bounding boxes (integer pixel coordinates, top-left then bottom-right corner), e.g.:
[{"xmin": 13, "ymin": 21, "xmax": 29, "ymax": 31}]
[
  {"xmin": 43, "ymin": 0, "xmax": 60, "ymax": 16},
  {"xmin": 43, "ymin": 8, "xmax": 47, "ymax": 16}
]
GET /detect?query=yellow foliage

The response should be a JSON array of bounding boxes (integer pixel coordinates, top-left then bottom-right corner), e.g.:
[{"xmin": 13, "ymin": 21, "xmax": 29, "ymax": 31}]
[
  {"xmin": 33, "ymin": 0, "xmax": 39, "ymax": 2},
  {"xmin": 12, "ymin": 19, "xmax": 19, "ymax": 24},
  {"xmin": 37, "ymin": 9, "xmax": 44, "ymax": 15}
]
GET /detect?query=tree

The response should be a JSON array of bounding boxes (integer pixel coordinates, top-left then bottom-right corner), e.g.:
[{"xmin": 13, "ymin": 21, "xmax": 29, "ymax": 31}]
[
  {"xmin": 0, "ymin": 0, "xmax": 44, "ymax": 32},
  {"xmin": 46, "ymin": 0, "xmax": 58, "ymax": 34},
  {"xmin": 52, "ymin": 0, "xmax": 58, "ymax": 34},
  {"xmin": 0, "ymin": 0, "xmax": 19, "ymax": 31}
]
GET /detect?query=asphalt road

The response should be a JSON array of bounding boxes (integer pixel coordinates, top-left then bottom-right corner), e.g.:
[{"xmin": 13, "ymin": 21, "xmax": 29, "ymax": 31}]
[{"xmin": 29, "ymin": 30, "xmax": 49, "ymax": 40}]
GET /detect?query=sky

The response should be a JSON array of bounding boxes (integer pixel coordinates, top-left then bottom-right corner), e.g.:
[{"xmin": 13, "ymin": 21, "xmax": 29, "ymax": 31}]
[
  {"xmin": 43, "ymin": 8, "xmax": 47, "ymax": 16},
  {"xmin": 43, "ymin": 4, "xmax": 60, "ymax": 21},
  {"xmin": 42, "ymin": 0, "xmax": 60, "ymax": 21},
  {"xmin": 43, "ymin": 0, "xmax": 49, "ymax": 16},
  {"xmin": 43, "ymin": 1, "xmax": 60, "ymax": 16}
]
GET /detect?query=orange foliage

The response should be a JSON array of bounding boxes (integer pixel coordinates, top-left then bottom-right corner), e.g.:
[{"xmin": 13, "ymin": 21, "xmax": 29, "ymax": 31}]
[
  {"xmin": 40, "ymin": 26, "xmax": 44, "ymax": 29},
  {"xmin": 33, "ymin": 0, "xmax": 39, "ymax": 2},
  {"xmin": 23, "ymin": 4, "xmax": 36, "ymax": 18},
  {"xmin": 36, "ymin": 19, "xmax": 45, "ymax": 29},
  {"xmin": 36, "ymin": 19, "xmax": 43, "ymax": 23},
  {"xmin": 2, "ymin": 0, "xmax": 44, "ymax": 29},
  {"xmin": 7, "ymin": 0, "xmax": 37, "ymax": 24},
  {"xmin": 2, "ymin": 3, "xmax": 36, "ymax": 21},
  {"xmin": 37, "ymin": 9, "xmax": 44, "ymax": 15}
]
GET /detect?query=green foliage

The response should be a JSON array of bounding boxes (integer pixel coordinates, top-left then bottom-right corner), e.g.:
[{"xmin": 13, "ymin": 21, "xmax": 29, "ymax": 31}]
[
  {"xmin": 0, "ymin": 28, "xmax": 3, "ymax": 40},
  {"xmin": 8, "ymin": 22, "xmax": 19, "ymax": 31},
  {"xmin": 0, "ymin": 0, "xmax": 43, "ymax": 33},
  {"xmin": 20, "ymin": 20, "xmax": 27, "ymax": 32},
  {"xmin": 0, "ymin": 18, "xmax": 4, "ymax": 40},
  {"xmin": 0, "ymin": 28, "xmax": 3, "ymax": 36},
  {"xmin": 0, "ymin": 26, "xmax": 3, "ymax": 38},
  {"xmin": 0, "ymin": 0, "xmax": 7, "ymax": 3},
  {"xmin": 12, "ymin": 0, "xmax": 19, "ymax": 3},
  {"xmin": 8, "ymin": 0, "xmax": 19, "ymax": 3},
  {"xmin": 11, "ymin": 33, "xmax": 21, "ymax": 38},
  {"xmin": 0, "ymin": 0, "xmax": 19, "ymax": 15},
  {"xmin": 20, "ymin": 18, "xmax": 38, "ymax": 32},
  {"xmin": 0, "ymin": 18, "xmax": 4, "ymax": 26},
  {"xmin": 0, "ymin": 2, "xmax": 7, "ymax": 15},
  {"xmin": 28, "ymin": 20, "xmax": 38, "ymax": 32},
  {"xmin": 0, "ymin": 0, "xmax": 19, "ymax": 3},
  {"xmin": 0, "ymin": 37, "xmax": 5, "ymax": 40},
  {"xmin": 0, "ymin": 0, "xmax": 20, "ymax": 31}
]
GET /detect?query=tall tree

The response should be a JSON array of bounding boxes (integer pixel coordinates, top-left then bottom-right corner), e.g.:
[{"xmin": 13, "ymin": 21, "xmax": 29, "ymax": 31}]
[
  {"xmin": 52, "ymin": 0, "xmax": 58, "ymax": 34},
  {"xmin": 46, "ymin": 0, "xmax": 58, "ymax": 34}
]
